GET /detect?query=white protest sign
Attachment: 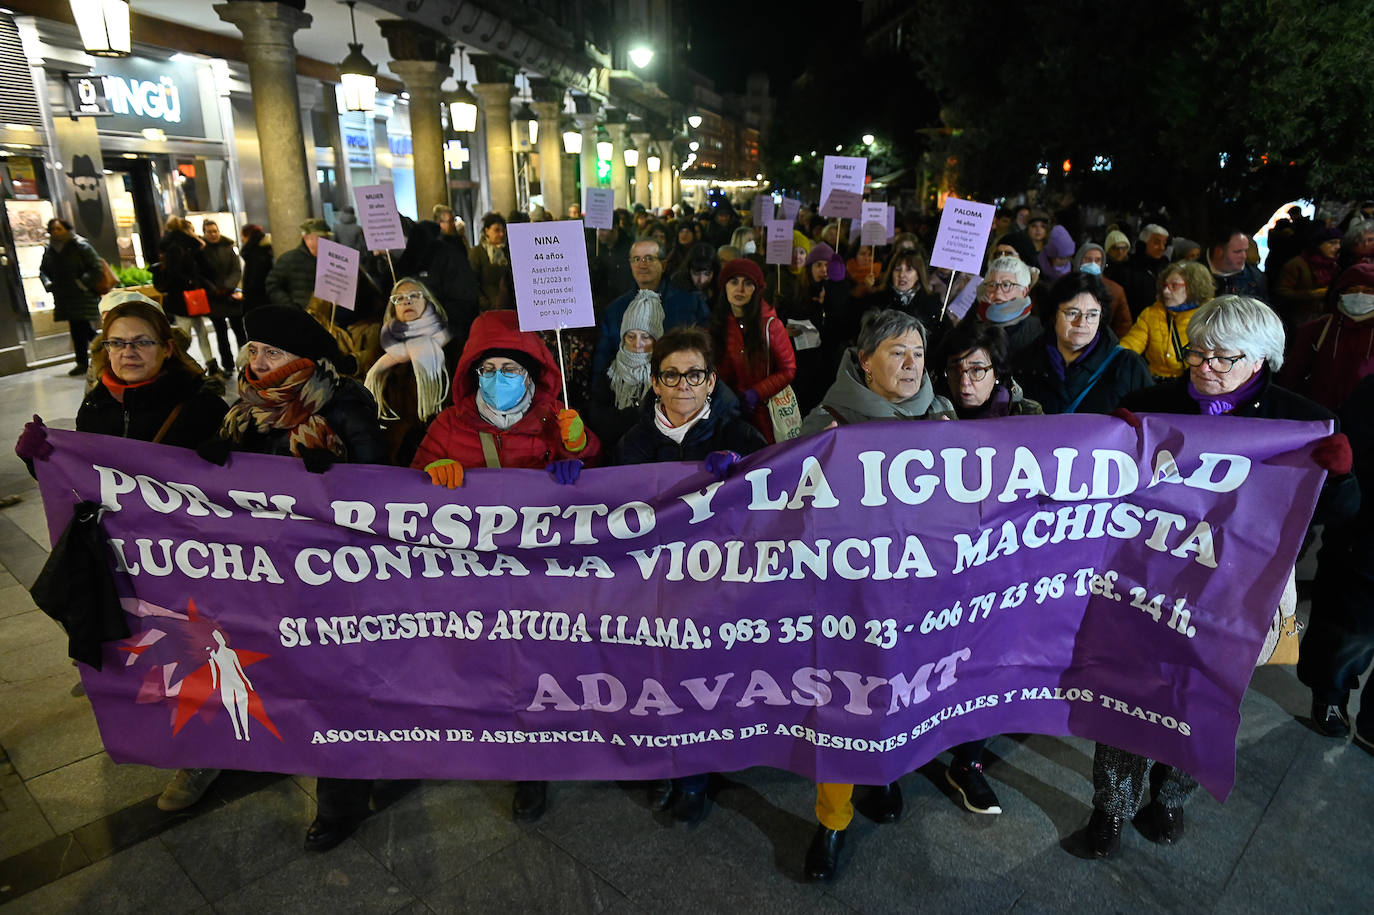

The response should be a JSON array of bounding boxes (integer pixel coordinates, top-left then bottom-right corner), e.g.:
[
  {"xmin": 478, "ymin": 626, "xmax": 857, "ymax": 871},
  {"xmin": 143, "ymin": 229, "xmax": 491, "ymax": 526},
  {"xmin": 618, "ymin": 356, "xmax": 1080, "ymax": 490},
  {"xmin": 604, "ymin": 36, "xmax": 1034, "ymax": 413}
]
[
  {"xmin": 508, "ymin": 220, "xmax": 595, "ymax": 332},
  {"xmin": 929, "ymin": 198, "xmax": 997, "ymax": 275},
  {"xmin": 947, "ymin": 273, "xmax": 980, "ymax": 321},
  {"xmin": 819, "ymin": 155, "xmax": 866, "ymax": 219},
  {"xmin": 781, "ymin": 197, "xmax": 801, "ymax": 224},
  {"xmin": 859, "ymin": 202, "xmax": 888, "ymax": 246},
  {"xmin": 582, "ymin": 187, "xmax": 615, "ymax": 231},
  {"xmin": 885, "ymin": 204, "xmax": 896, "ymax": 242},
  {"xmin": 313, "ymin": 238, "xmax": 359, "ymax": 310},
  {"xmin": 353, "ymin": 184, "xmax": 405, "ymax": 251},
  {"xmin": 765, "ymin": 220, "xmax": 792, "ymax": 265},
  {"xmin": 751, "ymin": 194, "xmax": 774, "ymax": 227}
]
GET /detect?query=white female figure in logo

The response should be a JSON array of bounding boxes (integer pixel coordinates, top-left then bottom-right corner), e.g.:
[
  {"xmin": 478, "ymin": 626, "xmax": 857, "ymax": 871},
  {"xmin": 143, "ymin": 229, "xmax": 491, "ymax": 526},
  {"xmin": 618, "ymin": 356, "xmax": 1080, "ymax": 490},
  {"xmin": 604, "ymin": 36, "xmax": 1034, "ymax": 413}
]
[{"xmin": 208, "ymin": 629, "xmax": 253, "ymax": 741}]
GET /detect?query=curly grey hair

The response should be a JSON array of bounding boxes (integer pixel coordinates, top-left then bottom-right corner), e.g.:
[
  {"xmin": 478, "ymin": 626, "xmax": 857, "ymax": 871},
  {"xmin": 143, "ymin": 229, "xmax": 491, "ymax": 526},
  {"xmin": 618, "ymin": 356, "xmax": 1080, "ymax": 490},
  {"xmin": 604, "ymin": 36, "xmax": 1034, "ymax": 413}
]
[{"xmin": 1185, "ymin": 295, "xmax": 1285, "ymax": 371}]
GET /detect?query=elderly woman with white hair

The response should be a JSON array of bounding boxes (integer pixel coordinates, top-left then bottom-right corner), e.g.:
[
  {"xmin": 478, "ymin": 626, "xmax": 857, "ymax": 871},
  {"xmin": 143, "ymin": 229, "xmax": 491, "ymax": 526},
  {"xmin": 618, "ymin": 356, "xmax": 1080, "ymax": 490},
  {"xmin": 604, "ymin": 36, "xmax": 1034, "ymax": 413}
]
[
  {"xmin": 1082, "ymin": 295, "xmax": 1356, "ymax": 860},
  {"xmin": 969, "ymin": 255, "xmax": 1043, "ymax": 360}
]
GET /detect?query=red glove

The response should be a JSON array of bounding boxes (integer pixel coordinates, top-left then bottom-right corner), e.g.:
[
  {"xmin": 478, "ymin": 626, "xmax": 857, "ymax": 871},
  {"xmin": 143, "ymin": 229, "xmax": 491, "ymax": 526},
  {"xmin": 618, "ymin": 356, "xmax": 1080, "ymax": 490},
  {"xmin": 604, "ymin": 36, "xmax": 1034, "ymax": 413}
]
[
  {"xmin": 1110, "ymin": 407, "xmax": 1142, "ymax": 430},
  {"xmin": 1312, "ymin": 433, "xmax": 1353, "ymax": 475}
]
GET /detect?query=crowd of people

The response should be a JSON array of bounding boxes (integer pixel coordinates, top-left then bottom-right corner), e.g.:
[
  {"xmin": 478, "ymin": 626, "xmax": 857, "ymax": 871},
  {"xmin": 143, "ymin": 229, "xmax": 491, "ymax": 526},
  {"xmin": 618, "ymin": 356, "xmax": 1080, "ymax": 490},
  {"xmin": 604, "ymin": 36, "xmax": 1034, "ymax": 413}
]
[{"xmin": 23, "ymin": 191, "xmax": 1374, "ymax": 881}]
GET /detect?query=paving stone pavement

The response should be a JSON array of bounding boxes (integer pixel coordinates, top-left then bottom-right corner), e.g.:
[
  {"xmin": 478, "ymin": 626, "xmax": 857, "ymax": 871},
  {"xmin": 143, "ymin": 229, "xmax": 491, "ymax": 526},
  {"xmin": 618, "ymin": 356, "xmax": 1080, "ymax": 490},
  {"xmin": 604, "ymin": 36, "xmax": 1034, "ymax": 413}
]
[{"xmin": 0, "ymin": 368, "xmax": 1370, "ymax": 914}]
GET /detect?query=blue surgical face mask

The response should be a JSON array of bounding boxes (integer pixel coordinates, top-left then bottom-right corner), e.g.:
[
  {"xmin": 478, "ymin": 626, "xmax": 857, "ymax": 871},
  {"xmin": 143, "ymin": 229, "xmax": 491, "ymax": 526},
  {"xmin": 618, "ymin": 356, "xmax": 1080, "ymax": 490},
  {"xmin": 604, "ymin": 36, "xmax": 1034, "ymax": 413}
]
[
  {"xmin": 1079, "ymin": 261, "xmax": 1103, "ymax": 275},
  {"xmin": 479, "ymin": 371, "xmax": 528, "ymax": 411}
]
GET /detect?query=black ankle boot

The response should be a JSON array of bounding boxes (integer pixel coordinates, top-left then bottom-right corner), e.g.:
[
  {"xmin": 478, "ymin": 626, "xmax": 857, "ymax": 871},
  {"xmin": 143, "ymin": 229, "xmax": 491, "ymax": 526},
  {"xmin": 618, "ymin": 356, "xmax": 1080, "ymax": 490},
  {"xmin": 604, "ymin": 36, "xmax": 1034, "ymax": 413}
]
[
  {"xmin": 512, "ymin": 780, "xmax": 547, "ymax": 822},
  {"xmin": 1087, "ymin": 808, "xmax": 1123, "ymax": 859},
  {"xmin": 804, "ymin": 825, "xmax": 845, "ymax": 881}
]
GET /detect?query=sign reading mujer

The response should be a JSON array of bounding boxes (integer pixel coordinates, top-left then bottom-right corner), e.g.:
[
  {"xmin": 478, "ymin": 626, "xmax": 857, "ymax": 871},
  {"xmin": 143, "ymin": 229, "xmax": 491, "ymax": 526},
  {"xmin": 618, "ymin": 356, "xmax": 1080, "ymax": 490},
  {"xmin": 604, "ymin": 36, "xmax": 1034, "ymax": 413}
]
[{"xmin": 34, "ymin": 415, "xmax": 1328, "ymax": 799}]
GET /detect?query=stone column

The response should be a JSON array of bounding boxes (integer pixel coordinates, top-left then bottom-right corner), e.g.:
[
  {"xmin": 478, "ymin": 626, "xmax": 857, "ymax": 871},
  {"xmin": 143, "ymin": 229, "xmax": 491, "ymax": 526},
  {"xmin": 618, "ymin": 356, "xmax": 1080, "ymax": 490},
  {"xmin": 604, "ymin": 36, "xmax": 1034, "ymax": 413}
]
[
  {"xmin": 215, "ymin": 1, "xmax": 313, "ymax": 257},
  {"xmin": 631, "ymin": 130, "xmax": 653, "ymax": 211},
  {"xmin": 604, "ymin": 111, "xmax": 630, "ymax": 209},
  {"xmin": 529, "ymin": 79, "xmax": 565, "ymax": 217},
  {"xmin": 656, "ymin": 138, "xmax": 676, "ymax": 210},
  {"xmin": 471, "ymin": 54, "xmax": 517, "ymax": 217},
  {"xmin": 379, "ymin": 20, "xmax": 453, "ymax": 219},
  {"xmin": 575, "ymin": 112, "xmax": 600, "ymax": 209}
]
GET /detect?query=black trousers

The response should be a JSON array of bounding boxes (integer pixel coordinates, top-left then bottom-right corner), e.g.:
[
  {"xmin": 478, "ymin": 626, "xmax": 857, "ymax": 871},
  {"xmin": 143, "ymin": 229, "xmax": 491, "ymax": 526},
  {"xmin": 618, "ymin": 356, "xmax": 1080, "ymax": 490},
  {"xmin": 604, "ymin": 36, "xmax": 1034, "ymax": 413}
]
[{"xmin": 69, "ymin": 319, "xmax": 97, "ymax": 368}]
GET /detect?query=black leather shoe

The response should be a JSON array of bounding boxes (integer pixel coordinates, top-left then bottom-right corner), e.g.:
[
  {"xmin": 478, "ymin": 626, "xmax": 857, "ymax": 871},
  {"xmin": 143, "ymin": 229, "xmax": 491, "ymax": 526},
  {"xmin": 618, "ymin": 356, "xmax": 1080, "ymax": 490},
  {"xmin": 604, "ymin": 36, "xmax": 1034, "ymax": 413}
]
[
  {"xmin": 861, "ymin": 781, "xmax": 903, "ymax": 824},
  {"xmin": 672, "ymin": 789, "xmax": 709, "ymax": 825},
  {"xmin": 646, "ymin": 779, "xmax": 674, "ymax": 811},
  {"xmin": 512, "ymin": 780, "xmax": 547, "ymax": 822},
  {"xmin": 1311, "ymin": 699, "xmax": 1351, "ymax": 737},
  {"xmin": 804, "ymin": 825, "xmax": 845, "ymax": 881},
  {"xmin": 1087, "ymin": 808, "xmax": 1123, "ymax": 859},
  {"xmin": 1145, "ymin": 801, "xmax": 1184, "ymax": 844},
  {"xmin": 304, "ymin": 816, "xmax": 360, "ymax": 852}
]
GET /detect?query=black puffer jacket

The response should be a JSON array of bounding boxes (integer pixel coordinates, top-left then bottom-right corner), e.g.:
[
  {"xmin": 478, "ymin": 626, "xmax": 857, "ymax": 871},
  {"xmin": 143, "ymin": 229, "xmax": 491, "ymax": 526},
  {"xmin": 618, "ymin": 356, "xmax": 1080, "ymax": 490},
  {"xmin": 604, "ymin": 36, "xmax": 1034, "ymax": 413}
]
[
  {"xmin": 77, "ymin": 370, "xmax": 228, "ymax": 448},
  {"xmin": 614, "ymin": 384, "xmax": 767, "ymax": 464},
  {"xmin": 1014, "ymin": 328, "xmax": 1151, "ymax": 415},
  {"xmin": 228, "ymin": 375, "xmax": 386, "ymax": 463},
  {"xmin": 239, "ymin": 234, "xmax": 274, "ymax": 312},
  {"xmin": 264, "ymin": 242, "xmax": 317, "ymax": 308}
]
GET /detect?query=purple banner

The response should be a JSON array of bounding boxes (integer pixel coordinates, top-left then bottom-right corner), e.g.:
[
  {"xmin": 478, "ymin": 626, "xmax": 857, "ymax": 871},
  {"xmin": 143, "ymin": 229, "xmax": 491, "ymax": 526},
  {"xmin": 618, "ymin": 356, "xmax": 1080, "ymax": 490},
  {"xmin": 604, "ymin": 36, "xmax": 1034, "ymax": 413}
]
[{"xmin": 34, "ymin": 415, "xmax": 1328, "ymax": 799}]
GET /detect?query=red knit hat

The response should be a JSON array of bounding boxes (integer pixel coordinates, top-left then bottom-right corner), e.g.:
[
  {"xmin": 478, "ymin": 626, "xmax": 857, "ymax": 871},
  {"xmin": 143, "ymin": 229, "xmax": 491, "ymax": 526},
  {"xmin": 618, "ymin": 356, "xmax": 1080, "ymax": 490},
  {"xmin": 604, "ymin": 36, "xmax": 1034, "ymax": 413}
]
[{"xmin": 718, "ymin": 256, "xmax": 766, "ymax": 294}]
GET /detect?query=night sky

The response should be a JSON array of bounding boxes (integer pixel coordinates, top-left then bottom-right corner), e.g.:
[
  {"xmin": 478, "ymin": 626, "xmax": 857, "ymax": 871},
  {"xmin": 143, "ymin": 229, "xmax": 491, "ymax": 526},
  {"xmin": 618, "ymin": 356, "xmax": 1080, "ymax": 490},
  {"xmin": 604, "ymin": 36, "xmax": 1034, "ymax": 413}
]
[{"xmin": 684, "ymin": 0, "xmax": 864, "ymax": 93}]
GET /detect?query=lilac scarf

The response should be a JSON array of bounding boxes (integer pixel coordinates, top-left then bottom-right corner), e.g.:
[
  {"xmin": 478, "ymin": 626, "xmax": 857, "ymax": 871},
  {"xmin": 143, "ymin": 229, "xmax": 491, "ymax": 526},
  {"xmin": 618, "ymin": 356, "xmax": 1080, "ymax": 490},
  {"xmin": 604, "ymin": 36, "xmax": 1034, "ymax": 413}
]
[{"xmin": 1187, "ymin": 369, "xmax": 1265, "ymax": 415}]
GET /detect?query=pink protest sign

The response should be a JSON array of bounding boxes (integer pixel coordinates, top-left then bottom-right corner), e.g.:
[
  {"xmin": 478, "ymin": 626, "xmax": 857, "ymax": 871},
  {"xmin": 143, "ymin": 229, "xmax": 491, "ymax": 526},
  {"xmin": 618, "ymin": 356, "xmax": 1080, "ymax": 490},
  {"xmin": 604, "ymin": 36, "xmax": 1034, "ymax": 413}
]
[
  {"xmin": 885, "ymin": 205, "xmax": 896, "ymax": 241},
  {"xmin": 313, "ymin": 238, "xmax": 359, "ymax": 310},
  {"xmin": 859, "ymin": 202, "xmax": 888, "ymax": 246},
  {"xmin": 929, "ymin": 198, "xmax": 997, "ymax": 275},
  {"xmin": 781, "ymin": 197, "xmax": 801, "ymax": 224},
  {"xmin": 353, "ymin": 184, "xmax": 405, "ymax": 251},
  {"xmin": 765, "ymin": 220, "xmax": 792, "ymax": 265},
  {"xmin": 751, "ymin": 194, "xmax": 774, "ymax": 227},
  {"xmin": 819, "ymin": 156, "xmax": 866, "ymax": 219},
  {"xmin": 583, "ymin": 188, "xmax": 615, "ymax": 231},
  {"xmin": 508, "ymin": 220, "xmax": 595, "ymax": 331}
]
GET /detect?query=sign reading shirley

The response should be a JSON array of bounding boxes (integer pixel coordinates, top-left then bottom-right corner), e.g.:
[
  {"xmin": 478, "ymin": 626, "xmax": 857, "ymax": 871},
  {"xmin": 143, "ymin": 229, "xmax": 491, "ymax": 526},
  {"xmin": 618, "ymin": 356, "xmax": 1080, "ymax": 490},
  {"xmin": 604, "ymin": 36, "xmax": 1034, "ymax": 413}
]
[
  {"xmin": 507, "ymin": 220, "xmax": 595, "ymax": 331},
  {"xmin": 930, "ymin": 198, "xmax": 996, "ymax": 274},
  {"xmin": 353, "ymin": 184, "xmax": 405, "ymax": 250},
  {"xmin": 819, "ymin": 155, "xmax": 866, "ymax": 219},
  {"xmin": 33, "ymin": 416, "xmax": 1329, "ymax": 797},
  {"xmin": 312, "ymin": 238, "xmax": 359, "ymax": 311}
]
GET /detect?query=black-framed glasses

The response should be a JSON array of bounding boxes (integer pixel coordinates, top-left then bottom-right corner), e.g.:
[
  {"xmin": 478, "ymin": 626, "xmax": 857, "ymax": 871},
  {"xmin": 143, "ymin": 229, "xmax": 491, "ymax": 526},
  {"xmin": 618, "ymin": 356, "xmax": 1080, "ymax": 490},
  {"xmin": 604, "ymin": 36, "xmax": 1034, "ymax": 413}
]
[
  {"xmin": 103, "ymin": 338, "xmax": 160, "ymax": 352},
  {"xmin": 475, "ymin": 365, "xmax": 527, "ymax": 379},
  {"xmin": 655, "ymin": 368, "xmax": 709, "ymax": 387},
  {"xmin": 987, "ymin": 280, "xmax": 1023, "ymax": 293},
  {"xmin": 1182, "ymin": 349, "xmax": 1247, "ymax": 372}
]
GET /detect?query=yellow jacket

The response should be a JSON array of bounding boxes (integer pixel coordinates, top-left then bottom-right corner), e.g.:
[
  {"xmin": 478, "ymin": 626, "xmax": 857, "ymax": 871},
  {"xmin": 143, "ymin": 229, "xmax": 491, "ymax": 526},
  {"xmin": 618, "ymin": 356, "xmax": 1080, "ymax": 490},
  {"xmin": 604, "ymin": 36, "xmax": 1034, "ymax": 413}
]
[{"xmin": 1119, "ymin": 301, "xmax": 1196, "ymax": 378}]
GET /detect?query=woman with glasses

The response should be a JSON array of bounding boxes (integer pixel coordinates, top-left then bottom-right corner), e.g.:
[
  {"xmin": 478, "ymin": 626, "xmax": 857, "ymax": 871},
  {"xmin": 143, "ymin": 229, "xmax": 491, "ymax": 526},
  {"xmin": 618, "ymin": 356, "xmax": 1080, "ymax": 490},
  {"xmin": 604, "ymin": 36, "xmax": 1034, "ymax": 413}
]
[
  {"xmin": 969, "ymin": 256, "xmax": 1044, "ymax": 361},
  {"xmin": 937, "ymin": 319, "xmax": 1043, "ymax": 420},
  {"xmin": 709, "ymin": 258, "xmax": 796, "ymax": 443},
  {"xmin": 1119, "ymin": 260, "xmax": 1215, "ymax": 382},
  {"xmin": 1013, "ymin": 272, "xmax": 1151, "ymax": 415},
  {"xmin": 795, "ymin": 308, "xmax": 956, "ymax": 882},
  {"xmin": 364, "ymin": 279, "xmax": 461, "ymax": 465},
  {"xmin": 408, "ymin": 310, "xmax": 600, "ymax": 826},
  {"xmin": 1084, "ymin": 295, "xmax": 1355, "ymax": 859}
]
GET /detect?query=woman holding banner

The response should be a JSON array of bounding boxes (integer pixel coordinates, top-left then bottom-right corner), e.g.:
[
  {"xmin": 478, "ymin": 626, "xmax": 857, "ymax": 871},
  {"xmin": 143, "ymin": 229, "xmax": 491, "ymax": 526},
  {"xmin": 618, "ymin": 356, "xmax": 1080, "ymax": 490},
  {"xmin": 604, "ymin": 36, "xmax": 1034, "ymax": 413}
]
[
  {"xmin": 709, "ymin": 258, "xmax": 796, "ymax": 443},
  {"xmin": 795, "ymin": 308, "xmax": 955, "ymax": 881},
  {"xmin": 1086, "ymin": 295, "xmax": 1354, "ymax": 859},
  {"xmin": 409, "ymin": 309, "xmax": 600, "ymax": 823}
]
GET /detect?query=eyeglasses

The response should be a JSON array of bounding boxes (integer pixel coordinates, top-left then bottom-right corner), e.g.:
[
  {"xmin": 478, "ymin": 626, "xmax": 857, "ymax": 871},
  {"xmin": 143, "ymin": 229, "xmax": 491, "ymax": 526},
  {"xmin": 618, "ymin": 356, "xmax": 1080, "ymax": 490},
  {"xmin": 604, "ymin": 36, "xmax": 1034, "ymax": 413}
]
[
  {"xmin": 947, "ymin": 364, "xmax": 992, "ymax": 382},
  {"xmin": 103, "ymin": 337, "xmax": 159, "ymax": 352},
  {"xmin": 1162, "ymin": 280, "xmax": 1188, "ymax": 291},
  {"xmin": 476, "ymin": 365, "xmax": 527, "ymax": 379},
  {"xmin": 1060, "ymin": 309, "xmax": 1102, "ymax": 323},
  {"xmin": 655, "ymin": 368, "xmax": 709, "ymax": 387},
  {"xmin": 987, "ymin": 280, "xmax": 1024, "ymax": 293},
  {"xmin": 389, "ymin": 291, "xmax": 425, "ymax": 306},
  {"xmin": 1182, "ymin": 349, "xmax": 1247, "ymax": 372},
  {"xmin": 630, "ymin": 255, "xmax": 661, "ymax": 265}
]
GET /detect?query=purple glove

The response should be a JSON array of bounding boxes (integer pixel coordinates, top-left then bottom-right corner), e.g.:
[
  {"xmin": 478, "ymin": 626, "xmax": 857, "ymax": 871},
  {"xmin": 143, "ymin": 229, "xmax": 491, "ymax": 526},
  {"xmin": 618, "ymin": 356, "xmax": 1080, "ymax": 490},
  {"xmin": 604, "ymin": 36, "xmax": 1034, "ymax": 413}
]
[
  {"xmin": 742, "ymin": 389, "xmax": 761, "ymax": 411},
  {"xmin": 547, "ymin": 458, "xmax": 583, "ymax": 485},
  {"xmin": 704, "ymin": 450, "xmax": 741, "ymax": 481},
  {"xmin": 827, "ymin": 255, "xmax": 847, "ymax": 283},
  {"xmin": 15, "ymin": 415, "xmax": 53, "ymax": 462}
]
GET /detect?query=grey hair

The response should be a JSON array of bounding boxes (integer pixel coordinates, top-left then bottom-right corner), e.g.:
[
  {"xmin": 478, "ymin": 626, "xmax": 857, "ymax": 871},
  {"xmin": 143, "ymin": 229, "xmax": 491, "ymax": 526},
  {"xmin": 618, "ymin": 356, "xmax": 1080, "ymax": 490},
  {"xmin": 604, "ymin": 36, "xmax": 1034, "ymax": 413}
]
[
  {"xmin": 633, "ymin": 234, "xmax": 668, "ymax": 261},
  {"xmin": 1139, "ymin": 223, "xmax": 1168, "ymax": 242},
  {"xmin": 987, "ymin": 255, "xmax": 1030, "ymax": 287},
  {"xmin": 1185, "ymin": 295, "xmax": 1285, "ymax": 371},
  {"xmin": 857, "ymin": 308, "xmax": 927, "ymax": 357}
]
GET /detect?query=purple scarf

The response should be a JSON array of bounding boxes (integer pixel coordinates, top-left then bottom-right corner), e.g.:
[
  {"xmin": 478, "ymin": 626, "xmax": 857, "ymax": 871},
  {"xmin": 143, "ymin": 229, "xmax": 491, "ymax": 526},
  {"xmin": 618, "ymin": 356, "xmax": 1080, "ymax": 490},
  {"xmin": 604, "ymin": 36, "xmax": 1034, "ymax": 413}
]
[
  {"xmin": 959, "ymin": 383, "xmax": 1012, "ymax": 419},
  {"xmin": 1046, "ymin": 332, "xmax": 1101, "ymax": 382},
  {"xmin": 1187, "ymin": 369, "xmax": 1265, "ymax": 415}
]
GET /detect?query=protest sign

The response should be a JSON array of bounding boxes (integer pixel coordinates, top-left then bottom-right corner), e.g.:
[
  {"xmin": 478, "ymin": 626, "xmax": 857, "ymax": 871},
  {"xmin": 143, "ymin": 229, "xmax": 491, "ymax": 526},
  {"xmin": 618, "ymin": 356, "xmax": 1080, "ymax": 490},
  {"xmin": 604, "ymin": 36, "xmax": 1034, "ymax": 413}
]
[
  {"xmin": 946, "ymin": 273, "xmax": 981, "ymax": 321},
  {"xmin": 312, "ymin": 238, "xmax": 359, "ymax": 310},
  {"xmin": 507, "ymin": 221, "xmax": 595, "ymax": 332},
  {"xmin": 35, "ymin": 415, "xmax": 1328, "ymax": 798},
  {"xmin": 583, "ymin": 187, "xmax": 615, "ymax": 231},
  {"xmin": 752, "ymin": 194, "xmax": 774, "ymax": 228},
  {"xmin": 885, "ymin": 204, "xmax": 896, "ymax": 242},
  {"xmin": 353, "ymin": 184, "xmax": 405, "ymax": 251},
  {"xmin": 930, "ymin": 198, "xmax": 997, "ymax": 275},
  {"xmin": 819, "ymin": 156, "xmax": 866, "ymax": 219},
  {"xmin": 859, "ymin": 203, "xmax": 888, "ymax": 247},
  {"xmin": 765, "ymin": 220, "xmax": 793, "ymax": 265},
  {"xmin": 781, "ymin": 197, "xmax": 801, "ymax": 224}
]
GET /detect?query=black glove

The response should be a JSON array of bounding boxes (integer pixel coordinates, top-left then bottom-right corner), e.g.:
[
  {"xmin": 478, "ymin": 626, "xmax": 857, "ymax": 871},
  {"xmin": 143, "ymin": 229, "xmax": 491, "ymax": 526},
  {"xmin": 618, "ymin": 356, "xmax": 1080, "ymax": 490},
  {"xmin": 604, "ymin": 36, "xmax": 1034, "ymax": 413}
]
[
  {"xmin": 300, "ymin": 447, "xmax": 336, "ymax": 474},
  {"xmin": 195, "ymin": 438, "xmax": 232, "ymax": 467}
]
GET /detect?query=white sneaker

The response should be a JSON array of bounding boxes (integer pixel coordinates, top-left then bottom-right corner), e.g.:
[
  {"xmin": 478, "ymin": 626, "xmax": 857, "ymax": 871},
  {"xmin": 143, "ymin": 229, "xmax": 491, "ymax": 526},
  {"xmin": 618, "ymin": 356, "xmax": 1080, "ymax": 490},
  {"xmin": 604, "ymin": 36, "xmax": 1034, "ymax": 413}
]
[{"xmin": 157, "ymin": 768, "xmax": 221, "ymax": 811}]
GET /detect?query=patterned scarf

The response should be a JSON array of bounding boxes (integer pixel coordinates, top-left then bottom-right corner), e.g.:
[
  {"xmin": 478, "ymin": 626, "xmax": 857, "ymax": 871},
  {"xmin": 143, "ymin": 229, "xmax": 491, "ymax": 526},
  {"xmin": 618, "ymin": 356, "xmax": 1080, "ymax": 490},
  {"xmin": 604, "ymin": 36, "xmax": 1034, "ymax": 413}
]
[
  {"xmin": 222, "ymin": 358, "xmax": 345, "ymax": 457},
  {"xmin": 370, "ymin": 304, "xmax": 451, "ymax": 421}
]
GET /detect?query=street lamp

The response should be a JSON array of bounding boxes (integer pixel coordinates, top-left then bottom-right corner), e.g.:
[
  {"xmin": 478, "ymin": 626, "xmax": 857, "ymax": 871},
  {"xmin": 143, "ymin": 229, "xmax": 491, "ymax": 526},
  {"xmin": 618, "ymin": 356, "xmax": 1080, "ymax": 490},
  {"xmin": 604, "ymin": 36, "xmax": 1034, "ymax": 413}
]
[
  {"xmin": 647, "ymin": 155, "xmax": 660, "ymax": 172},
  {"xmin": 69, "ymin": 0, "xmax": 131, "ymax": 57},
  {"xmin": 687, "ymin": 114, "xmax": 703, "ymax": 129},
  {"xmin": 688, "ymin": 141, "xmax": 699, "ymax": 152},
  {"xmin": 629, "ymin": 46, "xmax": 654, "ymax": 68},
  {"xmin": 596, "ymin": 140, "xmax": 614, "ymax": 161},
  {"xmin": 562, "ymin": 127, "xmax": 583, "ymax": 154},
  {"xmin": 862, "ymin": 133, "xmax": 875, "ymax": 146},
  {"xmin": 512, "ymin": 100, "xmax": 538, "ymax": 146},
  {"xmin": 444, "ymin": 49, "xmax": 479, "ymax": 133},
  {"xmin": 623, "ymin": 148, "xmax": 639, "ymax": 168},
  {"xmin": 337, "ymin": 2, "xmax": 377, "ymax": 113}
]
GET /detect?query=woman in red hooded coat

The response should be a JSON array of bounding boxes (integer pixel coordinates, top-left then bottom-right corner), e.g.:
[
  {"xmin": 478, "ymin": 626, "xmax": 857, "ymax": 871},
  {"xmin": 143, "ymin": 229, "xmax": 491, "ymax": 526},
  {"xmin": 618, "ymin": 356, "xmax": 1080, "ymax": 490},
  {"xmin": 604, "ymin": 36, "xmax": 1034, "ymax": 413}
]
[{"xmin": 709, "ymin": 257, "xmax": 797, "ymax": 443}]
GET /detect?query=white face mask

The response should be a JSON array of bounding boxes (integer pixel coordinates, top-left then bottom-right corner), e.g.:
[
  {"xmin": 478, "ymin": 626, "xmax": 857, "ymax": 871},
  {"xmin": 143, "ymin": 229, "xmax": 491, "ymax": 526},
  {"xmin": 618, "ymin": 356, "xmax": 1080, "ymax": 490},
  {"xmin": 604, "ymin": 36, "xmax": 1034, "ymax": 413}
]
[
  {"xmin": 742, "ymin": 240, "xmax": 757, "ymax": 255},
  {"xmin": 1340, "ymin": 292, "xmax": 1374, "ymax": 317}
]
